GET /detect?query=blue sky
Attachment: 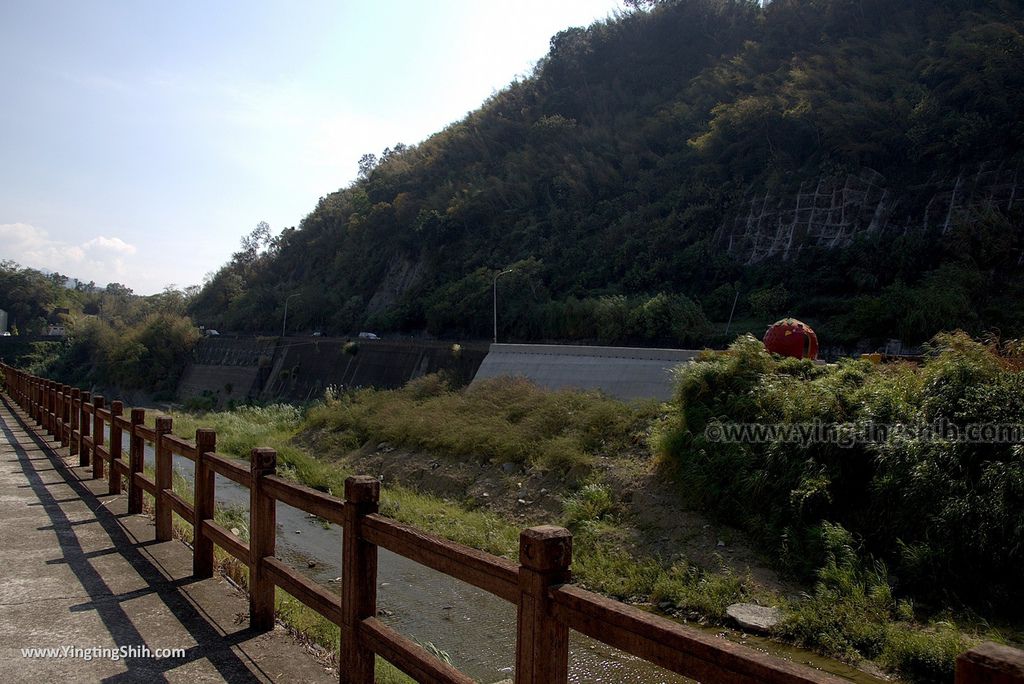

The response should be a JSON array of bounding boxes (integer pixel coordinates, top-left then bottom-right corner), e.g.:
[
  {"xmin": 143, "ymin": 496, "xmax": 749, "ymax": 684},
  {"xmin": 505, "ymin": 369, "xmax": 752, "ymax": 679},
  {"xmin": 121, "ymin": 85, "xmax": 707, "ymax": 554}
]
[{"xmin": 0, "ymin": 1, "xmax": 624, "ymax": 294}]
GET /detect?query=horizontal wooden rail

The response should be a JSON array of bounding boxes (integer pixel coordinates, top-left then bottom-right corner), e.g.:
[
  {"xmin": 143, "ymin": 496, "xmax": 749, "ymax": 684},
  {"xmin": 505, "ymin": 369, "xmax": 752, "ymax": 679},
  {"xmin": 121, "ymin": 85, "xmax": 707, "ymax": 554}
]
[
  {"xmin": 264, "ymin": 556, "xmax": 344, "ymax": 624},
  {"xmin": 164, "ymin": 434, "xmax": 197, "ymax": 460},
  {"xmin": 550, "ymin": 584, "xmax": 845, "ymax": 684},
  {"xmin": 111, "ymin": 459, "xmax": 130, "ymax": 477},
  {"xmin": 94, "ymin": 445, "xmax": 110, "ymax": 462},
  {"xmin": 133, "ymin": 472, "xmax": 156, "ymax": 495},
  {"xmin": 113, "ymin": 415, "xmax": 132, "ymax": 430},
  {"xmin": 165, "ymin": 491, "xmax": 195, "ymax": 525},
  {"xmin": 957, "ymin": 642, "xmax": 1024, "ymax": 682},
  {"xmin": 96, "ymin": 407, "xmax": 112, "ymax": 421},
  {"xmin": 134, "ymin": 424, "xmax": 156, "ymax": 442},
  {"xmin": 205, "ymin": 452, "xmax": 251, "ymax": 487},
  {"xmin": 363, "ymin": 513, "xmax": 519, "ymax": 603},
  {"xmin": 201, "ymin": 520, "xmax": 250, "ymax": 564},
  {"xmin": 263, "ymin": 474, "xmax": 345, "ymax": 525},
  {"xmin": 360, "ymin": 617, "xmax": 474, "ymax": 684}
]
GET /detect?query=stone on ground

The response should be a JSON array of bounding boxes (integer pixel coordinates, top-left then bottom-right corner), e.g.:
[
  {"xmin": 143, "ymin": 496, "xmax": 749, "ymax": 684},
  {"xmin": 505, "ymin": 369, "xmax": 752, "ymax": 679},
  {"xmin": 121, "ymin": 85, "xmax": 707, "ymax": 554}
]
[{"xmin": 725, "ymin": 603, "xmax": 782, "ymax": 633}]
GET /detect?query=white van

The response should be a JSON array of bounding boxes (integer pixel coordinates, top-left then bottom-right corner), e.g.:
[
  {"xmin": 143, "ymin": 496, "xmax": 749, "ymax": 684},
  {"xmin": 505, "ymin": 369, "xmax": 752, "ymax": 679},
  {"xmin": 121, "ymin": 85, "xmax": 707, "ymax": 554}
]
[{"xmin": 357, "ymin": 332, "xmax": 379, "ymax": 340}]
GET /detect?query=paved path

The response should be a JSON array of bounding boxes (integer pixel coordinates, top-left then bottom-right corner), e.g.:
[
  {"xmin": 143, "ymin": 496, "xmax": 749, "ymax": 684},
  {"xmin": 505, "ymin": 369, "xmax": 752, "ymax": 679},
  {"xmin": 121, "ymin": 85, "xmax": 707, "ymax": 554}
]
[{"xmin": 0, "ymin": 395, "xmax": 335, "ymax": 683}]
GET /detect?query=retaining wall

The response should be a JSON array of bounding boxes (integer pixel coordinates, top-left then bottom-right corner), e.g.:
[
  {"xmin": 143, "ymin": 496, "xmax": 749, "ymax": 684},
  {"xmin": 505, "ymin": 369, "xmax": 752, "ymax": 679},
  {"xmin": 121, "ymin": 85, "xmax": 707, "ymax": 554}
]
[
  {"xmin": 259, "ymin": 339, "xmax": 488, "ymax": 403},
  {"xmin": 177, "ymin": 337, "xmax": 489, "ymax": 406},
  {"xmin": 178, "ymin": 338, "xmax": 698, "ymax": 405},
  {"xmin": 471, "ymin": 343, "xmax": 699, "ymax": 401},
  {"xmin": 176, "ymin": 337, "xmax": 277, "ymax": 407}
]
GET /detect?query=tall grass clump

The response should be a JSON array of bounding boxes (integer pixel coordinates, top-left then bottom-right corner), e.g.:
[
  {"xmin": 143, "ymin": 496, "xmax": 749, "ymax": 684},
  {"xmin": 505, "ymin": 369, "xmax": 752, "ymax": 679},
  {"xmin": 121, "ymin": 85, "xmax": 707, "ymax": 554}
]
[
  {"xmin": 658, "ymin": 331, "xmax": 1024, "ymax": 613},
  {"xmin": 304, "ymin": 375, "xmax": 656, "ymax": 472},
  {"xmin": 780, "ymin": 523, "xmax": 973, "ymax": 683},
  {"xmin": 170, "ymin": 404, "xmax": 348, "ymax": 495}
]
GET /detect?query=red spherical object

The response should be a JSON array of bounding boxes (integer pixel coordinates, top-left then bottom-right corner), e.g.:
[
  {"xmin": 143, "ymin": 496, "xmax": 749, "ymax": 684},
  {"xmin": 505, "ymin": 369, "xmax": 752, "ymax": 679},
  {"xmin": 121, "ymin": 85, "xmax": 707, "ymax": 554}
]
[{"xmin": 763, "ymin": 318, "xmax": 819, "ymax": 360}]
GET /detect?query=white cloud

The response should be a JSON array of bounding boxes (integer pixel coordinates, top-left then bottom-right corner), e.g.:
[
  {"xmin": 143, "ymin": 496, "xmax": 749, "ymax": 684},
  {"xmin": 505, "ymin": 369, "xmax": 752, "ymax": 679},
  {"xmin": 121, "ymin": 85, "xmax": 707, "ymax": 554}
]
[
  {"xmin": 0, "ymin": 222, "xmax": 138, "ymax": 284},
  {"xmin": 82, "ymin": 235, "xmax": 136, "ymax": 255}
]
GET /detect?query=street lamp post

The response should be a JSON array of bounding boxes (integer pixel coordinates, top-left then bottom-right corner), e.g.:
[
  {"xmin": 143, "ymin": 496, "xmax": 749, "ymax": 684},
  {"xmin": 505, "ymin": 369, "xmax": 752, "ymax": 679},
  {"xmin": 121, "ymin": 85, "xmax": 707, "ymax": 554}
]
[
  {"xmin": 492, "ymin": 268, "xmax": 515, "ymax": 344},
  {"xmin": 724, "ymin": 286, "xmax": 740, "ymax": 338},
  {"xmin": 282, "ymin": 293, "xmax": 300, "ymax": 338}
]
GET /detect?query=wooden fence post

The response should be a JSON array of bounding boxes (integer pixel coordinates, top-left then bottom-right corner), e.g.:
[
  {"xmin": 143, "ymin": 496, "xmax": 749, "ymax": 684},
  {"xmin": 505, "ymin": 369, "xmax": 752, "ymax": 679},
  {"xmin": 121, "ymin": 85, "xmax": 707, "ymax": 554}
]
[
  {"xmin": 47, "ymin": 382, "xmax": 55, "ymax": 436},
  {"xmin": 127, "ymin": 408, "xmax": 145, "ymax": 514},
  {"xmin": 51, "ymin": 385, "xmax": 59, "ymax": 438},
  {"xmin": 40, "ymin": 380, "xmax": 48, "ymax": 432},
  {"xmin": 91, "ymin": 396, "xmax": 105, "ymax": 480},
  {"xmin": 69, "ymin": 389, "xmax": 80, "ymax": 456},
  {"xmin": 61, "ymin": 384, "xmax": 71, "ymax": 447},
  {"xmin": 44, "ymin": 380, "xmax": 51, "ymax": 433},
  {"xmin": 340, "ymin": 475, "xmax": 380, "ymax": 684},
  {"xmin": 37, "ymin": 378, "xmax": 45, "ymax": 426},
  {"xmin": 956, "ymin": 642, "xmax": 1024, "ymax": 683},
  {"xmin": 193, "ymin": 428, "xmax": 217, "ymax": 579},
  {"xmin": 154, "ymin": 416, "xmax": 174, "ymax": 541},
  {"xmin": 45, "ymin": 381, "xmax": 52, "ymax": 435},
  {"xmin": 78, "ymin": 391, "xmax": 91, "ymax": 467},
  {"xmin": 48, "ymin": 381, "xmax": 56, "ymax": 435},
  {"xmin": 515, "ymin": 525, "xmax": 572, "ymax": 684},
  {"xmin": 108, "ymin": 401, "xmax": 123, "ymax": 495},
  {"xmin": 249, "ymin": 447, "xmax": 277, "ymax": 631}
]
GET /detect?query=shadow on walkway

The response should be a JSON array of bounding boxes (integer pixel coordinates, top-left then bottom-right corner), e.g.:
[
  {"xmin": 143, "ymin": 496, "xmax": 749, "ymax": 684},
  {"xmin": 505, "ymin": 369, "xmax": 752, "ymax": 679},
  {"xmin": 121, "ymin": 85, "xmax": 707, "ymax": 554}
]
[{"xmin": 0, "ymin": 395, "xmax": 329, "ymax": 683}]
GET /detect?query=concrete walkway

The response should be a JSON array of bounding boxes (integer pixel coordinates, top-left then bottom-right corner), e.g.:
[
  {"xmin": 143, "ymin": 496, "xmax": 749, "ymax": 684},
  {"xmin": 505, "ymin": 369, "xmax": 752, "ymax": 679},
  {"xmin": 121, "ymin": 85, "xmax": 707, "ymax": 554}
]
[{"xmin": 0, "ymin": 395, "xmax": 335, "ymax": 683}]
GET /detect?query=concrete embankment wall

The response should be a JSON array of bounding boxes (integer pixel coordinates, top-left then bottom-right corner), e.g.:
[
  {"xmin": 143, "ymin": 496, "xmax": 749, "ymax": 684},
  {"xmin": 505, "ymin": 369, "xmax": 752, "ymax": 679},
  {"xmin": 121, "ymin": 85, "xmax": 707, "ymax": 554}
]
[
  {"xmin": 259, "ymin": 339, "xmax": 488, "ymax": 403},
  {"xmin": 177, "ymin": 337, "xmax": 489, "ymax": 406},
  {"xmin": 176, "ymin": 337, "xmax": 278, "ymax": 407},
  {"xmin": 471, "ymin": 343, "xmax": 699, "ymax": 401},
  {"xmin": 178, "ymin": 338, "xmax": 697, "ymax": 405}
]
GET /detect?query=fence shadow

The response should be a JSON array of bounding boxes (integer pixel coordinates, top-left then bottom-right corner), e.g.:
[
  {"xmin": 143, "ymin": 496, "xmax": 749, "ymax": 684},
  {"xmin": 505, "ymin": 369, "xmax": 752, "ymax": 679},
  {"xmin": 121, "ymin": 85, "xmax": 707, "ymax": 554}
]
[{"xmin": 0, "ymin": 396, "xmax": 270, "ymax": 683}]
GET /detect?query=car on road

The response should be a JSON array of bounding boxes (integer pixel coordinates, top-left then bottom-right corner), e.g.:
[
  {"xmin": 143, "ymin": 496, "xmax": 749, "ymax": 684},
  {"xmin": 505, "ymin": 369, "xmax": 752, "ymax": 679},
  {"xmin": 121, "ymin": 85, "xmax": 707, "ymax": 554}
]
[{"xmin": 358, "ymin": 331, "xmax": 379, "ymax": 340}]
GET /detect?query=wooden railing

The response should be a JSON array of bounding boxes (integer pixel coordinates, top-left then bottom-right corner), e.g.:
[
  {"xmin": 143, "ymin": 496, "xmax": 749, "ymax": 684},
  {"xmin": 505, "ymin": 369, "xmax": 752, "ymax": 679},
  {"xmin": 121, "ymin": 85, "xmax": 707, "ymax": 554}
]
[{"xmin": 2, "ymin": 363, "xmax": 1022, "ymax": 684}]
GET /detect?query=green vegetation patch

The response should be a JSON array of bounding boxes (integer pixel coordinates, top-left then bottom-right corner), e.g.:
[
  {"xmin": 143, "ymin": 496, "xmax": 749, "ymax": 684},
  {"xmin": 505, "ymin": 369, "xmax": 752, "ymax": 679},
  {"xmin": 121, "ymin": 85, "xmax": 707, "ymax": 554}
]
[
  {"xmin": 306, "ymin": 375, "xmax": 658, "ymax": 472},
  {"xmin": 657, "ymin": 332, "xmax": 1024, "ymax": 614}
]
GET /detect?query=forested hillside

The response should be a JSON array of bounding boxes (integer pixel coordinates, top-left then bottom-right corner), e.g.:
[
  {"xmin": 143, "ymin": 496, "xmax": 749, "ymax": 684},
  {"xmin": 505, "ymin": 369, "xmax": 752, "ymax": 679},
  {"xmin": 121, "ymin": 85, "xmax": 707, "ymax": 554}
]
[{"xmin": 191, "ymin": 0, "xmax": 1024, "ymax": 349}]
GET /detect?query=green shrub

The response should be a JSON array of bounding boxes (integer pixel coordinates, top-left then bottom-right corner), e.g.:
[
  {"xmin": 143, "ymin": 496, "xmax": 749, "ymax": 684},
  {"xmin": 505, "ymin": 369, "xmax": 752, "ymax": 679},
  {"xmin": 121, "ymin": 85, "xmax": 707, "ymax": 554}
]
[
  {"xmin": 563, "ymin": 483, "xmax": 618, "ymax": 530},
  {"xmin": 660, "ymin": 332, "xmax": 1024, "ymax": 610},
  {"xmin": 183, "ymin": 392, "xmax": 217, "ymax": 412},
  {"xmin": 650, "ymin": 562, "xmax": 746, "ymax": 621}
]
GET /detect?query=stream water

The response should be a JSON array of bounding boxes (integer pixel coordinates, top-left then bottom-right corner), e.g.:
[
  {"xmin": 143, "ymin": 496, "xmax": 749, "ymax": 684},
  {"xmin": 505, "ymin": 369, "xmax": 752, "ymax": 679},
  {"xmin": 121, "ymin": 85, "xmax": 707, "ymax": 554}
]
[{"xmin": 122, "ymin": 432, "xmax": 878, "ymax": 683}]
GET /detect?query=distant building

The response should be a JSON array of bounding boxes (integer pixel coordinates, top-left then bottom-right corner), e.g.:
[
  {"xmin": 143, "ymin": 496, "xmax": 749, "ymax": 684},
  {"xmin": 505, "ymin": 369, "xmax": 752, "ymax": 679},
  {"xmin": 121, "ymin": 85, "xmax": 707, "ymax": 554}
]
[
  {"xmin": 0, "ymin": 308, "xmax": 7, "ymax": 333},
  {"xmin": 46, "ymin": 324, "xmax": 67, "ymax": 337}
]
